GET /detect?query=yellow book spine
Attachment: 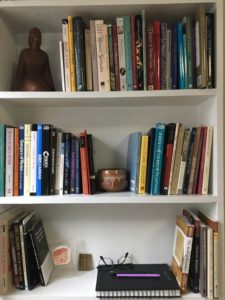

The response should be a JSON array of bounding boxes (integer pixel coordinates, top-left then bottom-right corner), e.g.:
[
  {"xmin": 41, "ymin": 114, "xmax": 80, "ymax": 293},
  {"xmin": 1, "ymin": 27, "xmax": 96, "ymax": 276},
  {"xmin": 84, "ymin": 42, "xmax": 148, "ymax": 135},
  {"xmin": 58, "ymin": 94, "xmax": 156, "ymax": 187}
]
[
  {"xmin": 24, "ymin": 124, "xmax": 31, "ymax": 196},
  {"xmin": 138, "ymin": 135, "xmax": 149, "ymax": 194},
  {"xmin": 68, "ymin": 16, "xmax": 76, "ymax": 91}
]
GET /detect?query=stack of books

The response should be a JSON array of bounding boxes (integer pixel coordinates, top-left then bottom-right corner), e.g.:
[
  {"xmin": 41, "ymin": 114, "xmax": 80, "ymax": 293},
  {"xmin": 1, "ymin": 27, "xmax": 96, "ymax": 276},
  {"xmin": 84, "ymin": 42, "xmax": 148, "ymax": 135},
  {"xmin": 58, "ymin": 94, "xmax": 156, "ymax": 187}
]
[
  {"xmin": 0, "ymin": 124, "xmax": 95, "ymax": 197},
  {"xmin": 172, "ymin": 209, "xmax": 218, "ymax": 299},
  {"xmin": 0, "ymin": 206, "xmax": 53, "ymax": 293},
  {"xmin": 59, "ymin": 5, "xmax": 214, "ymax": 92},
  {"xmin": 127, "ymin": 123, "xmax": 213, "ymax": 195}
]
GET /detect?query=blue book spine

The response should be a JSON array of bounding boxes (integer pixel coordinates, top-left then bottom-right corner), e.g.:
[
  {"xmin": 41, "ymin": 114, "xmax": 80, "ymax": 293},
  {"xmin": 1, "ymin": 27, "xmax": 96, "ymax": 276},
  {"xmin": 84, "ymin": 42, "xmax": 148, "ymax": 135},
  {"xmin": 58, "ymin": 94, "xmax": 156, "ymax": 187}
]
[
  {"xmin": 75, "ymin": 137, "xmax": 80, "ymax": 194},
  {"xmin": 36, "ymin": 124, "xmax": 43, "ymax": 196},
  {"xmin": 0, "ymin": 124, "xmax": 5, "ymax": 196},
  {"xmin": 177, "ymin": 22, "xmax": 185, "ymax": 89},
  {"xmin": 127, "ymin": 132, "xmax": 141, "ymax": 193},
  {"xmin": 183, "ymin": 33, "xmax": 188, "ymax": 89},
  {"xmin": 171, "ymin": 23, "xmax": 178, "ymax": 89},
  {"xmin": 124, "ymin": 16, "xmax": 133, "ymax": 91},
  {"xmin": 19, "ymin": 125, "xmax": 24, "ymax": 196},
  {"xmin": 150, "ymin": 123, "xmax": 165, "ymax": 195}
]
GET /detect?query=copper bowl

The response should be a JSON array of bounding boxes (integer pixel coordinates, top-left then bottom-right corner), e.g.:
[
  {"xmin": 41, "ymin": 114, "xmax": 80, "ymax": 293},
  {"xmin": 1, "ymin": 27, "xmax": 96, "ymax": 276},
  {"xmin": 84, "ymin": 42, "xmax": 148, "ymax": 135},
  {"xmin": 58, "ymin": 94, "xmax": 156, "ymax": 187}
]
[{"xmin": 97, "ymin": 169, "xmax": 129, "ymax": 192}]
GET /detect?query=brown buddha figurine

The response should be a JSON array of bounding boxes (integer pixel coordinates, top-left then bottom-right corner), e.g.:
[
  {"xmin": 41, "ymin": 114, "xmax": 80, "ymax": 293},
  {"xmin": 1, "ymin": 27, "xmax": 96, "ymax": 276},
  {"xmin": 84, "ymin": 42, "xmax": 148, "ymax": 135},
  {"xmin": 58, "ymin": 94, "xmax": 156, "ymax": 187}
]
[{"xmin": 16, "ymin": 27, "xmax": 55, "ymax": 91}]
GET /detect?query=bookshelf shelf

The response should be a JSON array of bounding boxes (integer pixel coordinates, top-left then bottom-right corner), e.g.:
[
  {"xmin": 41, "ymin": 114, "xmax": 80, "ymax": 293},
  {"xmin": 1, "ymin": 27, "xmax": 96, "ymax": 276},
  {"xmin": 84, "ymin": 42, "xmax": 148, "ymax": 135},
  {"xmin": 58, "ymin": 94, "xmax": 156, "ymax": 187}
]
[{"xmin": 0, "ymin": 193, "xmax": 219, "ymax": 205}]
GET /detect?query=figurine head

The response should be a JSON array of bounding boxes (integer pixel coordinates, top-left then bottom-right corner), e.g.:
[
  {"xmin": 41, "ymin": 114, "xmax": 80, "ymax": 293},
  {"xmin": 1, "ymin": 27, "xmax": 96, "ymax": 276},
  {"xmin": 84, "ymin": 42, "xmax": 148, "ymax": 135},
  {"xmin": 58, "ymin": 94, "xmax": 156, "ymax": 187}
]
[{"xmin": 28, "ymin": 27, "xmax": 42, "ymax": 50}]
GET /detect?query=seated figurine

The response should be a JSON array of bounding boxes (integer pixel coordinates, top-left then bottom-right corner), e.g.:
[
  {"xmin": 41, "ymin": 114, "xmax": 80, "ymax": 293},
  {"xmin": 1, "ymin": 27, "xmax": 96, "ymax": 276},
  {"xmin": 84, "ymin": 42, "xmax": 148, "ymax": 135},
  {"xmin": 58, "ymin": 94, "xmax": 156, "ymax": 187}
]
[{"xmin": 16, "ymin": 27, "xmax": 55, "ymax": 91}]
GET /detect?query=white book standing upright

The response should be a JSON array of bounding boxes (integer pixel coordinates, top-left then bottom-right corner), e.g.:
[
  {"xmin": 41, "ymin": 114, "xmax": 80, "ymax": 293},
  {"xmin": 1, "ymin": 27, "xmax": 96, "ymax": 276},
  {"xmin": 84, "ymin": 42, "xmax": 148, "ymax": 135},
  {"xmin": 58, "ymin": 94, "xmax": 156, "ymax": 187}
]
[{"xmin": 0, "ymin": 0, "xmax": 224, "ymax": 299}]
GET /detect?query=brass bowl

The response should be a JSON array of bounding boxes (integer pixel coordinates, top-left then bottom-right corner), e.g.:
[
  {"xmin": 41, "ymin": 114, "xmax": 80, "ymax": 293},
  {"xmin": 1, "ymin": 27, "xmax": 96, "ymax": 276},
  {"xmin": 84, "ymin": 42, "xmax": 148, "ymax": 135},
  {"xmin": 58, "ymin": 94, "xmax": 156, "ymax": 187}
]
[{"xmin": 97, "ymin": 169, "xmax": 129, "ymax": 192}]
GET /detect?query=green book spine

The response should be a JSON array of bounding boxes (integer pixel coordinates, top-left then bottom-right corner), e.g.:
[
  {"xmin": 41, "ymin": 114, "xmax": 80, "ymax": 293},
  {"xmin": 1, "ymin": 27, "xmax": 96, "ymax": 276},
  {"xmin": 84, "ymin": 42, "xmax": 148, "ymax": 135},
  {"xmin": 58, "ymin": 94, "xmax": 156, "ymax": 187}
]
[{"xmin": 0, "ymin": 124, "xmax": 5, "ymax": 196}]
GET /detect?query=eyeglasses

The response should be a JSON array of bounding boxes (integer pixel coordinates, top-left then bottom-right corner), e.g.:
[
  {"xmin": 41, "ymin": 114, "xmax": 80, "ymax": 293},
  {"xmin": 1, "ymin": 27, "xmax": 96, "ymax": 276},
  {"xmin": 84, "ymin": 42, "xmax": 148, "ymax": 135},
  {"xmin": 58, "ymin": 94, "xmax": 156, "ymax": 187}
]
[{"xmin": 97, "ymin": 252, "xmax": 133, "ymax": 271}]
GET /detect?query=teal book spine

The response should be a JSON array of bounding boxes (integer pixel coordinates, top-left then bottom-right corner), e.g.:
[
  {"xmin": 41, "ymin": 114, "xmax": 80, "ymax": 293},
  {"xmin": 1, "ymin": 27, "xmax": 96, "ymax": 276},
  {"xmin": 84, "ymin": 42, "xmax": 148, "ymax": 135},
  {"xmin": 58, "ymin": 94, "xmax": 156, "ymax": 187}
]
[
  {"xmin": 0, "ymin": 124, "xmax": 5, "ymax": 196},
  {"xmin": 150, "ymin": 123, "xmax": 165, "ymax": 195},
  {"xmin": 177, "ymin": 22, "xmax": 185, "ymax": 89},
  {"xmin": 124, "ymin": 16, "xmax": 133, "ymax": 91}
]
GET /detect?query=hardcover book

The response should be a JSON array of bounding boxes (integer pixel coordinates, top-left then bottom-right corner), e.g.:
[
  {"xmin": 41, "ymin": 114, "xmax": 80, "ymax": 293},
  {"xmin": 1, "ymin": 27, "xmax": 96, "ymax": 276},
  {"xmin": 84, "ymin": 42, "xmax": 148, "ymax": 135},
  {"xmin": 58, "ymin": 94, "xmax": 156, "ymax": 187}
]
[
  {"xmin": 96, "ymin": 264, "xmax": 180, "ymax": 298},
  {"xmin": 0, "ymin": 124, "xmax": 5, "ymax": 196}
]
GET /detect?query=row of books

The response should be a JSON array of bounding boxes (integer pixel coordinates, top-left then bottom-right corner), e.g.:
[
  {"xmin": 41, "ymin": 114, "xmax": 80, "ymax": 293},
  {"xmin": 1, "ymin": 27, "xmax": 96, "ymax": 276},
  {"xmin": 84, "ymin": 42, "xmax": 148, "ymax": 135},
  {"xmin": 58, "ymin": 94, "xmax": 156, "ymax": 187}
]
[
  {"xmin": 0, "ymin": 124, "xmax": 96, "ymax": 197},
  {"xmin": 172, "ymin": 208, "xmax": 218, "ymax": 299},
  {"xmin": 59, "ymin": 5, "xmax": 214, "ymax": 92},
  {"xmin": 0, "ymin": 206, "xmax": 53, "ymax": 293},
  {"xmin": 127, "ymin": 123, "xmax": 213, "ymax": 195}
]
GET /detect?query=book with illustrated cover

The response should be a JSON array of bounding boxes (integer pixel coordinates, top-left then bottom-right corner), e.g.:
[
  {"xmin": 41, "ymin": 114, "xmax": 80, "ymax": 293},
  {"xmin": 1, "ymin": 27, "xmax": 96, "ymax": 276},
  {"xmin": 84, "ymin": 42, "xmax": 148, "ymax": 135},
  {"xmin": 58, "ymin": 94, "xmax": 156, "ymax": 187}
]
[{"xmin": 96, "ymin": 264, "xmax": 180, "ymax": 298}]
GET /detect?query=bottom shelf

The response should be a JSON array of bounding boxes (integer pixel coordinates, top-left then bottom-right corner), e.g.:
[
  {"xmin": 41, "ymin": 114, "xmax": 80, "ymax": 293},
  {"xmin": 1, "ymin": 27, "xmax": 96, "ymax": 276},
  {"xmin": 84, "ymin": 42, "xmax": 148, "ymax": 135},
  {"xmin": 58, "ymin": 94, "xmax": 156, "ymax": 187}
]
[{"xmin": 3, "ymin": 268, "xmax": 205, "ymax": 300}]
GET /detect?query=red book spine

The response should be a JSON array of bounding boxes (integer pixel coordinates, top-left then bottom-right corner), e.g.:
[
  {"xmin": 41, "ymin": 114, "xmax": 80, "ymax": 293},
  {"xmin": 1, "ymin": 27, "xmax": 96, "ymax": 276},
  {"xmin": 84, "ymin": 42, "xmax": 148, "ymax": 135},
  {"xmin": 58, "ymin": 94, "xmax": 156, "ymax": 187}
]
[
  {"xmin": 131, "ymin": 15, "xmax": 137, "ymax": 90},
  {"xmin": 13, "ymin": 127, "xmax": 19, "ymax": 196},
  {"xmin": 146, "ymin": 21, "xmax": 154, "ymax": 90},
  {"xmin": 196, "ymin": 127, "xmax": 207, "ymax": 194},
  {"xmin": 112, "ymin": 24, "xmax": 120, "ymax": 91},
  {"xmin": 154, "ymin": 20, "xmax": 160, "ymax": 90},
  {"xmin": 80, "ymin": 131, "xmax": 90, "ymax": 195}
]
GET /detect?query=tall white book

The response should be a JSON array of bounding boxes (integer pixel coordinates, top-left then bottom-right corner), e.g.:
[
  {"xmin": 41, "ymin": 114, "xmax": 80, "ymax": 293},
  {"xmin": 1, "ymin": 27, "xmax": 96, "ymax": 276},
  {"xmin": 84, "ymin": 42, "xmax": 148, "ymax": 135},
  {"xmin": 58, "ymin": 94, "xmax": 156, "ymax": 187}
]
[{"xmin": 116, "ymin": 17, "xmax": 127, "ymax": 91}]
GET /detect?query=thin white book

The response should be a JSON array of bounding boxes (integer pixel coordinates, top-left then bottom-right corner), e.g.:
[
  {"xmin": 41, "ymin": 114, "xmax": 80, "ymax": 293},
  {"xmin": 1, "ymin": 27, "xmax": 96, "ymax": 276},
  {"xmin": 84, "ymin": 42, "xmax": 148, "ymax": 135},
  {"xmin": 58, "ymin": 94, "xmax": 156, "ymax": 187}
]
[
  {"xmin": 59, "ymin": 41, "xmax": 65, "ymax": 92},
  {"xmin": 62, "ymin": 19, "xmax": 71, "ymax": 92},
  {"xmin": 24, "ymin": 124, "xmax": 31, "ymax": 197},
  {"xmin": 5, "ymin": 128, "xmax": 14, "ymax": 197},
  {"xmin": 116, "ymin": 17, "xmax": 127, "ymax": 91},
  {"xmin": 30, "ymin": 126, "xmax": 37, "ymax": 194}
]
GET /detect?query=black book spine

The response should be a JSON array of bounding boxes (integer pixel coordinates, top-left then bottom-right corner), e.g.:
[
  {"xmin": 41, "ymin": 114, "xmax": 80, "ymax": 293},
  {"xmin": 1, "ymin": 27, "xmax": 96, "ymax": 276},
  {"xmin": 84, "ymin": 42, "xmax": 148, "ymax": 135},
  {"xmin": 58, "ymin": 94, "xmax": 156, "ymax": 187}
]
[
  {"xmin": 108, "ymin": 24, "xmax": 116, "ymax": 91},
  {"xmin": 75, "ymin": 137, "xmax": 81, "ymax": 194},
  {"xmin": 73, "ymin": 16, "xmax": 86, "ymax": 91},
  {"xmin": 63, "ymin": 133, "xmax": 71, "ymax": 194},
  {"xmin": 87, "ymin": 134, "xmax": 96, "ymax": 194},
  {"xmin": 50, "ymin": 127, "xmax": 57, "ymax": 195},
  {"xmin": 13, "ymin": 223, "xmax": 25, "ymax": 290},
  {"xmin": 206, "ymin": 13, "xmax": 214, "ymax": 88},
  {"xmin": 135, "ymin": 15, "xmax": 143, "ymax": 90},
  {"xmin": 70, "ymin": 136, "xmax": 76, "ymax": 194},
  {"xmin": 145, "ymin": 128, "xmax": 155, "ymax": 194},
  {"xmin": 182, "ymin": 128, "xmax": 196, "ymax": 194},
  {"xmin": 42, "ymin": 125, "xmax": 51, "ymax": 195},
  {"xmin": 9, "ymin": 228, "xmax": 19, "ymax": 288}
]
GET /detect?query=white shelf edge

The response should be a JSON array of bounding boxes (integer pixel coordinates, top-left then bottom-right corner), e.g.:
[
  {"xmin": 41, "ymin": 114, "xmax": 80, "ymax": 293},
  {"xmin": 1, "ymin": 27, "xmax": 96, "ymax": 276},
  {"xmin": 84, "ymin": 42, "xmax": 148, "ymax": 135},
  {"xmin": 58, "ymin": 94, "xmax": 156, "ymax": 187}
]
[{"xmin": 0, "ymin": 193, "xmax": 219, "ymax": 204}]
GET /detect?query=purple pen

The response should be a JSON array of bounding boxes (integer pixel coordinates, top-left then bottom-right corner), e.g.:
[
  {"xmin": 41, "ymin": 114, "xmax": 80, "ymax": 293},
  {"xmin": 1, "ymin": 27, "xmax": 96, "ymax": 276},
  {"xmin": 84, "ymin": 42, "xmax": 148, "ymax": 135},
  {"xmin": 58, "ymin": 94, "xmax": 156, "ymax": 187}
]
[{"xmin": 116, "ymin": 273, "xmax": 160, "ymax": 278}]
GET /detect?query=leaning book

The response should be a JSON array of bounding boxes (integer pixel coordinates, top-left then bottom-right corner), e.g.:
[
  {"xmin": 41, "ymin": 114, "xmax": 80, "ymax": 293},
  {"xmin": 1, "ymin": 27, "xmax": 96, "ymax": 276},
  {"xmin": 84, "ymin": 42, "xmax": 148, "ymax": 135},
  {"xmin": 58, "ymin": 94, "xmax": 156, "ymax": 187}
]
[{"xmin": 96, "ymin": 264, "xmax": 180, "ymax": 298}]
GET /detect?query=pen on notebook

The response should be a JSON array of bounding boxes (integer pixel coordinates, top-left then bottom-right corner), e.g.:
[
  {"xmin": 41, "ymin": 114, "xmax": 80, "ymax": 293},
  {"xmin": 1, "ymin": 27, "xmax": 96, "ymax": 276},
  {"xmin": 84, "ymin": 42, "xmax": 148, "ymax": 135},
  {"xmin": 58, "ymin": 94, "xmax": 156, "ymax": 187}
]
[{"xmin": 115, "ymin": 273, "xmax": 160, "ymax": 278}]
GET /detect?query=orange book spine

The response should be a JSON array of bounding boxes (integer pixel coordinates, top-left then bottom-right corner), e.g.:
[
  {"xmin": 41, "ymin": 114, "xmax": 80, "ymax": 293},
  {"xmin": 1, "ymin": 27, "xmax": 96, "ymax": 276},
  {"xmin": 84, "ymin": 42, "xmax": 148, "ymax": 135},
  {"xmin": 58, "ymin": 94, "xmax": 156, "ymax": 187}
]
[{"xmin": 13, "ymin": 128, "xmax": 19, "ymax": 196}]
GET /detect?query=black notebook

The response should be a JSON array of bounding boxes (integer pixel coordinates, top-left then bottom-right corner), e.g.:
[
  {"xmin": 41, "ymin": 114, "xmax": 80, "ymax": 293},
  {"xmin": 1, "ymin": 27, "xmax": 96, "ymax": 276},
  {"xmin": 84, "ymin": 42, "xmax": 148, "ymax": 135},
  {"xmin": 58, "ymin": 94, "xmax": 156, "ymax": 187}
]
[{"xmin": 96, "ymin": 264, "xmax": 180, "ymax": 298}]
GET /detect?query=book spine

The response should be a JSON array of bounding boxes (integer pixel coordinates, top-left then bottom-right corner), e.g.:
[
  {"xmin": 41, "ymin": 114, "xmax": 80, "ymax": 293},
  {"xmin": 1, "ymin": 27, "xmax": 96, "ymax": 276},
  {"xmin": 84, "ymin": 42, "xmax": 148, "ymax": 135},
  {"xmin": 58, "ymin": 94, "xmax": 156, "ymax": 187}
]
[
  {"xmin": 19, "ymin": 224, "xmax": 28, "ymax": 290},
  {"xmin": 138, "ymin": 135, "xmax": 148, "ymax": 194},
  {"xmin": 168, "ymin": 123, "xmax": 179, "ymax": 195},
  {"xmin": 62, "ymin": 19, "xmax": 71, "ymax": 92},
  {"xmin": 19, "ymin": 125, "xmax": 24, "ymax": 196},
  {"xmin": 192, "ymin": 127, "xmax": 204, "ymax": 194},
  {"xmin": 213, "ymin": 231, "xmax": 219, "ymax": 298},
  {"xmin": 166, "ymin": 29, "xmax": 171, "ymax": 89},
  {"xmin": 103, "ymin": 24, "xmax": 111, "ymax": 91},
  {"xmin": 59, "ymin": 41, "xmax": 65, "ymax": 92},
  {"xmin": 142, "ymin": 9, "xmax": 147, "ymax": 90},
  {"xmin": 70, "ymin": 136, "xmax": 76, "ymax": 193},
  {"xmin": 80, "ymin": 132, "xmax": 90, "ymax": 195},
  {"xmin": 42, "ymin": 125, "xmax": 51, "ymax": 196},
  {"xmin": 131, "ymin": 15, "xmax": 137, "ymax": 90},
  {"xmin": 199, "ymin": 224, "xmax": 207, "ymax": 297},
  {"xmin": 108, "ymin": 24, "xmax": 115, "ymax": 91},
  {"xmin": 171, "ymin": 23, "xmax": 178, "ymax": 89},
  {"xmin": 0, "ymin": 124, "xmax": 5, "ymax": 196},
  {"xmin": 117, "ymin": 17, "xmax": 127, "ymax": 91},
  {"xmin": 75, "ymin": 137, "xmax": 81, "ymax": 194},
  {"xmin": 63, "ymin": 133, "xmax": 71, "ymax": 195},
  {"xmin": 207, "ymin": 227, "xmax": 213, "ymax": 299},
  {"xmin": 183, "ymin": 33, "xmax": 188, "ymax": 88},
  {"xmin": 13, "ymin": 223, "xmax": 25, "ymax": 290},
  {"xmin": 135, "ymin": 15, "xmax": 143, "ymax": 90},
  {"xmin": 36, "ymin": 124, "xmax": 42, "ymax": 196},
  {"xmin": 145, "ymin": 128, "xmax": 155, "ymax": 194},
  {"xmin": 196, "ymin": 127, "xmax": 207, "ymax": 194},
  {"xmin": 184, "ymin": 16, "xmax": 193, "ymax": 88},
  {"xmin": 9, "ymin": 228, "xmax": 19, "ymax": 288},
  {"xmin": 146, "ymin": 21, "xmax": 154, "ymax": 90},
  {"xmin": 50, "ymin": 127, "xmax": 57, "ymax": 195},
  {"xmin": 5, "ymin": 127, "xmax": 14, "ymax": 197},
  {"xmin": 13, "ymin": 127, "xmax": 19, "ymax": 196},
  {"xmin": 87, "ymin": 134, "xmax": 96, "ymax": 194},
  {"xmin": 55, "ymin": 132, "xmax": 64, "ymax": 195},
  {"xmin": 150, "ymin": 123, "xmax": 165, "ymax": 195},
  {"xmin": 30, "ymin": 124, "xmax": 37, "ymax": 195},
  {"xmin": 160, "ymin": 22, "xmax": 167, "ymax": 90},
  {"xmin": 24, "ymin": 124, "xmax": 31, "ymax": 197},
  {"xmin": 206, "ymin": 13, "xmax": 215, "ymax": 88},
  {"xmin": 112, "ymin": 24, "xmax": 120, "ymax": 91},
  {"xmin": 67, "ymin": 16, "xmax": 76, "ymax": 91},
  {"xmin": 73, "ymin": 17, "xmax": 86, "ymax": 91},
  {"xmin": 90, "ymin": 20, "xmax": 99, "ymax": 91},
  {"xmin": 85, "ymin": 29, "xmax": 93, "ymax": 91},
  {"xmin": 177, "ymin": 22, "xmax": 185, "ymax": 89},
  {"xmin": 154, "ymin": 21, "xmax": 160, "ymax": 90},
  {"xmin": 124, "ymin": 16, "xmax": 133, "ymax": 91},
  {"xmin": 202, "ymin": 126, "xmax": 213, "ymax": 195}
]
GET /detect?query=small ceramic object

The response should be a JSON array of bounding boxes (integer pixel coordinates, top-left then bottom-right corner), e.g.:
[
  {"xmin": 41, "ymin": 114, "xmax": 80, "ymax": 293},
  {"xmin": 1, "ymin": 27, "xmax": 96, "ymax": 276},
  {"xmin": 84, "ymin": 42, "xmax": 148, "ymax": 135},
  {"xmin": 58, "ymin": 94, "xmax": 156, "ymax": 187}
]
[{"xmin": 97, "ymin": 168, "xmax": 129, "ymax": 192}]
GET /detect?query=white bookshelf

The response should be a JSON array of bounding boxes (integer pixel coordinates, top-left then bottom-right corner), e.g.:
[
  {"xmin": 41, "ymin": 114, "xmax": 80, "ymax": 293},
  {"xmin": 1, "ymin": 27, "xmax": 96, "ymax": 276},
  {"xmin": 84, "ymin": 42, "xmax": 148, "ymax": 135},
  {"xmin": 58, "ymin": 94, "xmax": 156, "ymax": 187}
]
[{"xmin": 0, "ymin": 0, "xmax": 224, "ymax": 300}]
